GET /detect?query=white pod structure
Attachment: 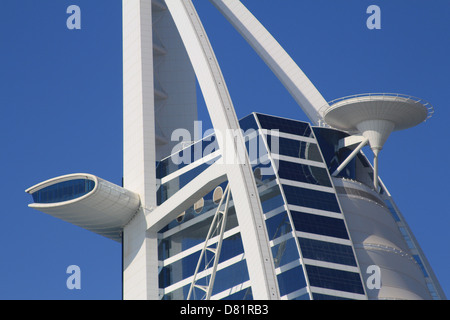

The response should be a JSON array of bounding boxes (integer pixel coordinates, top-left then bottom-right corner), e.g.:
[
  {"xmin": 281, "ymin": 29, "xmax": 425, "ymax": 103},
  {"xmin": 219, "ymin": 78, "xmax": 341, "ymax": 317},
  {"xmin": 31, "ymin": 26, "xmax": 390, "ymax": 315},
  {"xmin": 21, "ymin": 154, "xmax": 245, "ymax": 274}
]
[
  {"xmin": 26, "ymin": 174, "xmax": 141, "ymax": 242},
  {"xmin": 332, "ymin": 177, "xmax": 432, "ymax": 300}
]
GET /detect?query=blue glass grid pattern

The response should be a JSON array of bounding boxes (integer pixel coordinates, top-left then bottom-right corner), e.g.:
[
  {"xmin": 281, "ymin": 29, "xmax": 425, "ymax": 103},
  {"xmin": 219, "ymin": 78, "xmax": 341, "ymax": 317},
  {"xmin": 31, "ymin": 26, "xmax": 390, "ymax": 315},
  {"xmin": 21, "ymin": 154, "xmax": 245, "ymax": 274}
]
[
  {"xmin": 282, "ymin": 184, "xmax": 341, "ymax": 213},
  {"xmin": 298, "ymin": 237, "xmax": 357, "ymax": 266},
  {"xmin": 256, "ymin": 113, "xmax": 313, "ymax": 137},
  {"xmin": 291, "ymin": 210, "xmax": 350, "ymax": 240}
]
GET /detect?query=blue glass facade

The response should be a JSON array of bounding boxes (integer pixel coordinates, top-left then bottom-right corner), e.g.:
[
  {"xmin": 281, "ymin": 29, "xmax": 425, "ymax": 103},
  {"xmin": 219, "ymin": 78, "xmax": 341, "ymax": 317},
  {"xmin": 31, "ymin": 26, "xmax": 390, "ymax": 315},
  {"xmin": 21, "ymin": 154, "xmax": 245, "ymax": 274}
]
[
  {"xmin": 31, "ymin": 179, "xmax": 95, "ymax": 204},
  {"xmin": 253, "ymin": 113, "xmax": 365, "ymax": 299},
  {"xmin": 156, "ymin": 113, "xmax": 366, "ymax": 300}
]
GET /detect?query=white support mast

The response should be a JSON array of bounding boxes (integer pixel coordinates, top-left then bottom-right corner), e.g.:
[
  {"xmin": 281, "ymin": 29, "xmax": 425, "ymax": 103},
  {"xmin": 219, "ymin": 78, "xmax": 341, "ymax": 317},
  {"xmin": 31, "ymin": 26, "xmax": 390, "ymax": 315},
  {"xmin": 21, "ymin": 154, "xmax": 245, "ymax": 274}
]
[
  {"xmin": 165, "ymin": 0, "xmax": 280, "ymax": 300},
  {"xmin": 209, "ymin": 0, "xmax": 329, "ymax": 125}
]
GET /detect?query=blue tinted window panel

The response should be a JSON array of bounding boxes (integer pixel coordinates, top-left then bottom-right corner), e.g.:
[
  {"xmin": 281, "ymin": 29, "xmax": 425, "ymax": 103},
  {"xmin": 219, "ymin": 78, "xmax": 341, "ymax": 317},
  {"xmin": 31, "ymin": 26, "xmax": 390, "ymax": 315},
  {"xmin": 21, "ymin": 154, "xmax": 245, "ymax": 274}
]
[
  {"xmin": 313, "ymin": 127, "xmax": 356, "ymax": 180},
  {"xmin": 159, "ymin": 250, "xmax": 201, "ymax": 288},
  {"xmin": 157, "ymin": 136, "xmax": 219, "ymax": 180},
  {"xmin": 239, "ymin": 113, "xmax": 259, "ymax": 132},
  {"xmin": 158, "ymin": 209, "xmax": 241, "ymax": 259},
  {"xmin": 252, "ymin": 162, "xmax": 276, "ymax": 183},
  {"xmin": 293, "ymin": 293, "xmax": 311, "ymax": 300},
  {"xmin": 161, "ymin": 182, "xmax": 229, "ymax": 232},
  {"xmin": 282, "ymin": 185, "xmax": 341, "ymax": 213},
  {"xmin": 32, "ymin": 179, "xmax": 95, "ymax": 204},
  {"xmin": 159, "ymin": 233, "xmax": 245, "ymax": 288},
  {"xmin": 271, "ymin": 237, "xmax": 299, "ymax": 268},
  {"xmin": 384, "ymin": 200, "xmax": 401, "ymax": 222},
  {"xmin": 256, "ymin": 113, "xmax": 313, "ymax": 137},
  {"xmin": 266, "ymin": 135, "xmax": 323, "ymax": 162},
  {"xmin": 221, "ymin": 287, "xmax": 253, "ymax": 300},
  {"xmin": 158, "ymin": 157, "xmax": 220, "ymax": 205},
  {"xmin": 162, "ymin": 284, "xmax": 188, "ymax": 300},
  {"xmin": 158, "ymin": 215, "xmax": 216, "ymax": 259},
  {"xmin": 245, "ymin": 134, "xmax": 269, "ymax": 165},
  {"xmin": 306, "ymin": 265, "xmax": 364, "ymax": 294},
  {"xmin": 291, "ymin": 211, "xmax": 349, "ymax": 240},
  {"xmin": 259, "ymin": 185, "xmax": 285, "ymax": 213},
  {"xmin": 298, "ymin": 237, "xmax": 357, "ymax": 266},
  {"xmin": 312, "ymin": 293, "xmax": 353, "ymax": 300},
  {"xmin": 211, "ymin": 260, "xmax": 250, "ymax": 296},
  {"xmin": 277, "ymin": 160, "xmax": 332, "ymax": 187},
  {"xmin": 277, "ymin": 266, "xmax": 307, "ymax": 297},
  {"xmin": 162, "ymin": 282, "xmax": 215, "ymax": 300},
  {"xmin": 413, "ymin": 255, "xmax": 429, "ymax": 278},
  {"xmin": 265, "ymin": 211, "xmax": 292, "ymax": 240}
]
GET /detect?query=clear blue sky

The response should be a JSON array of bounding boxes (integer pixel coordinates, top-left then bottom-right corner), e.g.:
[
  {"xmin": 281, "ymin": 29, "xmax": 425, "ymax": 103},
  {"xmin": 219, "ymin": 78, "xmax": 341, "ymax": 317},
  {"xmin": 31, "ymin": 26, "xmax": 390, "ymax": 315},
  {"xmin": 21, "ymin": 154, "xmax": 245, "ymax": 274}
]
[{"xmin": 0, "ymin": 0, "xmax": 448, "ymax": 299}]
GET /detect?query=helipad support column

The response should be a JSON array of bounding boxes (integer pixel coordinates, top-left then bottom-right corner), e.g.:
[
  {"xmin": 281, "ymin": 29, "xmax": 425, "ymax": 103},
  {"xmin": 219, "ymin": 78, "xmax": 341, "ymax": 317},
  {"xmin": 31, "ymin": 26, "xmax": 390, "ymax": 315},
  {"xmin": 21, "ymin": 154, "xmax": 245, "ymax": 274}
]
[{"xmin": 323, "ymin": 94, "xmax": 433, "ymax": 190}]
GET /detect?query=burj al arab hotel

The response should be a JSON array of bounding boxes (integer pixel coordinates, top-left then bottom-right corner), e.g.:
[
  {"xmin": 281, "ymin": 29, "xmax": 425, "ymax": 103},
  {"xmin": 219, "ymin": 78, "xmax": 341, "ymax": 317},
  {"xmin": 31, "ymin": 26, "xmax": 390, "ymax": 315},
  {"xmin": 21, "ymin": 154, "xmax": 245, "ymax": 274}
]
[{"xmin": 26, "ymin": 0, "xmax": 446, "ymax": 300}]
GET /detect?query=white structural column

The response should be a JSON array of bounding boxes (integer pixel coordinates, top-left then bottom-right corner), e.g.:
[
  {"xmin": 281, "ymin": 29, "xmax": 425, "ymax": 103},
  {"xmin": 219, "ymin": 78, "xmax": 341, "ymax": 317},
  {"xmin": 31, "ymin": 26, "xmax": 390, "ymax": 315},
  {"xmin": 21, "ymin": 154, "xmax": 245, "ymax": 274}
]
[
  {"xmin": 152, "ymin": 1, "xmax": 198, "ymax": 160},
  {"xmin": 123, "ymin": 0, "xmax": 157, "ymax": 206},
  {"xmin": 122, "ymin": 0, "xmax": 158, "ymax": 300},
  {"xmin": 209, "ymin": 0, "xmax": 329, "ymax": 125},
  {"xmin": 165, "ymin": 0, "xmax": 280, "ymax": 299}
]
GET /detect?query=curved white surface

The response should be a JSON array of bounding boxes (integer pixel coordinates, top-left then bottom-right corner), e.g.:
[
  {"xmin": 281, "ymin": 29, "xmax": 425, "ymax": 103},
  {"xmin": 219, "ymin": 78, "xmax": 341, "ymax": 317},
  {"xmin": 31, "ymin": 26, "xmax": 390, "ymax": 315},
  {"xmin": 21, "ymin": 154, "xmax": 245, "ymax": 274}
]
[
  {"xmin": 26, "ymin": 173, "xmax": 141, "ymax": 242},
  {"xmin": 210, "ymin": 0, "xmax": 329, "ymax": 125},
  {"xmin": 334, "ymin": 178, "xmax": 432, "ymax": 300},
  {"xmin": 165, "ymin": 0, "xmax": 280, "ymax": 299},
  {"xmin": 323, "ymin": 94, "xmax": 431, "ymax": 134}
]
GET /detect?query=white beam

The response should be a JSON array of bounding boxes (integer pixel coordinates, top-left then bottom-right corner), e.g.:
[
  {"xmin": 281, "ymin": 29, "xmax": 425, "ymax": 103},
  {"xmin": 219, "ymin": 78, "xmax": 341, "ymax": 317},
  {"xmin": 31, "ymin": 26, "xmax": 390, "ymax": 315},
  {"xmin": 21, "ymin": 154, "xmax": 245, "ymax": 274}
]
[
  {"xmin": 165, "ymin": 0, "xmax": 280, "ymax": 299},
  {"xmin": 146, "ymin": 162, "xmax": 228, "ymax": 232},
  {"xmin": 122, "ymin": 0, "xmax": 157, "ymax": 208},
  {"xmin": 332, "ymin": 137, "xmax": 369, "ymax": 177},
  {"xmin": 209, "ymin": 0, "xmax": 329, "ymax": 125}
]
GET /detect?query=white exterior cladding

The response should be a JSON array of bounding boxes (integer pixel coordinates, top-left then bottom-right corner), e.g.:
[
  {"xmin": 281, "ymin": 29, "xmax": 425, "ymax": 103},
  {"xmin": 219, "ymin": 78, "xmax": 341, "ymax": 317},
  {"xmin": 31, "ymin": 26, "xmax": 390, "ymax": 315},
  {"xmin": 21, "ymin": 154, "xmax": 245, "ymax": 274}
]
[
  {"xmin": 26, "ymin": 174, "xmax": 140, "ymax": 242},
  {"xmin": 333, "ymin": 178, "xmax": 434, "ymax": 300},
  {"xmin": 122, "ymin": 0, "xmax": 199, "ymax": 299},
  {"xmin": 121, "ymin": 0, "xmax": 445, "ymax": 299},
  {"xmin": 25, "ymin": 0, "xmax": 446, "ymax": 300}
]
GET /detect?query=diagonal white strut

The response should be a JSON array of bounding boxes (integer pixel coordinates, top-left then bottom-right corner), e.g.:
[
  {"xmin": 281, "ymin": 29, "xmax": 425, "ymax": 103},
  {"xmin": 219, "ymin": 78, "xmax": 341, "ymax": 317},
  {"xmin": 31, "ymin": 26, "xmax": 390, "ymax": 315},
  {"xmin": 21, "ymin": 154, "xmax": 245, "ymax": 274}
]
[
  {"xmin": 332, "ymin": 137, "xmax": 369, "ymax": 177},
  {"xmin": 209, "ymin": 0, "xmax": 329, "ymax": 125}
]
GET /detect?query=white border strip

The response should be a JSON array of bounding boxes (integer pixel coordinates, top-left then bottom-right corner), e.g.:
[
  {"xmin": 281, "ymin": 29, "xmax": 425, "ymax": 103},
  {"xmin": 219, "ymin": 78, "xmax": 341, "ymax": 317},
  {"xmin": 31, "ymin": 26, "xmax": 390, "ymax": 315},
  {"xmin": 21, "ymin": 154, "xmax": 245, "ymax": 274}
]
[
  {"xmin": 271, "ymin": 153, "xmax": 326, "ymax": 168},
  {"xmin": 161, "ymin": 150, "xmax": 221, "ymax": 184},
  {"xmin": 260, "ymin": 129, "xmax": 317, "ymax": 144},
  {"xmin": 296, "ymin": 231, "xmax": 352, "ymax": 246},
  {"xmin": 210, "ymin": 280, "xmax": 252, "ymax": 300},
  {"xmin": 280, "ymin": 287, "xmax": 309, "ymax": 300},
  {"xmin": 302, "ymin": 258, "xmax": 359, "ymax": 273},
  {"xmin": 280, "ymin": 178, "xmax": 335, "ymax": 193},
  {"xmin": 310, "ymin": 286, "xmax": 367, "ymax": 300},
  {"xmin": 287, "ymin": 204, "xmax": 342, "ymax": 219}
]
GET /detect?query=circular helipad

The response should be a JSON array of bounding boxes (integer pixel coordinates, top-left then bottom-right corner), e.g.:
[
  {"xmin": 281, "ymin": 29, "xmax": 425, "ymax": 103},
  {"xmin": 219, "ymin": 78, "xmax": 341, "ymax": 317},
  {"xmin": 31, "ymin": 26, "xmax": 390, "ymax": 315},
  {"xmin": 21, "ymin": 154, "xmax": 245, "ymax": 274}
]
[{"xmin": 322, "ymin": 93, "xmax": 433, "ymax": 134}]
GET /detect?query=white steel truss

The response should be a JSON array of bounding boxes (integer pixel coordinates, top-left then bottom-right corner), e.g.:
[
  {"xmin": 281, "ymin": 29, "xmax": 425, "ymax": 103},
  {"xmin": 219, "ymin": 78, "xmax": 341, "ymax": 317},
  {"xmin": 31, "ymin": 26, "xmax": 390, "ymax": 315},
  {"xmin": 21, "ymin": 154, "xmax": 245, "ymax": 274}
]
[{"xmin": 187, "ymin": 184, "xmax": 231, "ymax": 300}]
